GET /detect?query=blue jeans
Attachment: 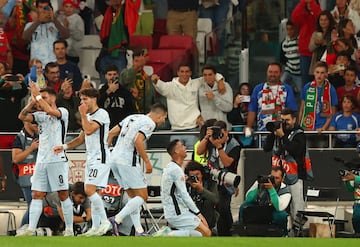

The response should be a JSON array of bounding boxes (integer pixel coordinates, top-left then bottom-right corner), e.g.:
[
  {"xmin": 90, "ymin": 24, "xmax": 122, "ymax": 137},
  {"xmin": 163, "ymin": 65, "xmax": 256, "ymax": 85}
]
[
  {"xmin": 99, "ymin": 52, "xmax": 127, "ymax": 83},
  {"xmin": 199, "ymin": 0, "xmax": 230, "ymax": 55},
  {"xmin": 21, "ymin": 186, "xmax": 32, "ymax": 226}
]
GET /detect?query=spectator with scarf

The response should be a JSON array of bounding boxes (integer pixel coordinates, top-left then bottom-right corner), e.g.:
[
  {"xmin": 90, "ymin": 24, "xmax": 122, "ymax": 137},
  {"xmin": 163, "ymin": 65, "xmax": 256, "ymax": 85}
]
[
  {"xmin": 299, "ymin": 61, "xmax": 338, "ymax": 147},
  {"xmin": 245, "ymin": 62, "xmax": 297, "ymax": 136},
  {"xmin": 98, "ymin": 0, "xmax": 140, "ymax": 82}
]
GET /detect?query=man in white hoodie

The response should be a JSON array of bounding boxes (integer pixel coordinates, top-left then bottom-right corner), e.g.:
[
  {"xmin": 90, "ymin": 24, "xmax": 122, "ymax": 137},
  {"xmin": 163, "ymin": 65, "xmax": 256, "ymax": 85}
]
[{"xmin": 151, "ymin": 63, "xmax": 225, "ymax": 148}]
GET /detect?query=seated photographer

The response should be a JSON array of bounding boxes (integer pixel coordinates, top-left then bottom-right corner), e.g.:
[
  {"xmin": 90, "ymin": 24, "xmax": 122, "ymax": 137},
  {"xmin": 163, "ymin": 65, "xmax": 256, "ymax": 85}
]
[
  {"xmin": 340, "ymin": 170, "xmax": 360, "ymax": 236},
  {"xmin": 197, "ymin": 120, "xmax": 241, "ymax": 236},
  {"xmin": 263, "ymin": 108, "xmax": 308, "ymax": 228},
  {"xmin": 239, "ymin": 166, "xmax": 291, "ymax": 233},
  {"xmin": 38, "ymin": 182, "xmax": 91, "ymax": 235},
  {"xmin": 185, "ymin": 161, "xmax": 219, "ymax": 231}
]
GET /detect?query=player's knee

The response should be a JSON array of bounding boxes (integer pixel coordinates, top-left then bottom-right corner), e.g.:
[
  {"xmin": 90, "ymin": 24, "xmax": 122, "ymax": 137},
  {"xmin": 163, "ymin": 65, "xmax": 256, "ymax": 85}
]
[
  {"xmin": 32, "ymin": 191, "xmax": 46, "ymax": 200},
  {"xmin": 203, "ymin": 227, "xmax": 212, "ymax": 237}
]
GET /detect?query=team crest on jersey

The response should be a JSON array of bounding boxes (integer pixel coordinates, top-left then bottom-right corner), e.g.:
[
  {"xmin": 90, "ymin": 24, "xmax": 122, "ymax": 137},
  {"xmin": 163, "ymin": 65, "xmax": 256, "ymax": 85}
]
[{"xmin": 68, "ymin": 160, "xmax": 86, "ymax": 183}]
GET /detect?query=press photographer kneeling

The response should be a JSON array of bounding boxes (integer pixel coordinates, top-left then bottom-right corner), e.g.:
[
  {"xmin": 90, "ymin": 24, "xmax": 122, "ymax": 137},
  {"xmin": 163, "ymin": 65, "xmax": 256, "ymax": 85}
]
[
  {"xmin": 239, "ymin": 166, "xmax": 291, "ymax": 234},
  {"xmin": 185, "ymin": 161, "xmax": 219, "ymax": 232}
]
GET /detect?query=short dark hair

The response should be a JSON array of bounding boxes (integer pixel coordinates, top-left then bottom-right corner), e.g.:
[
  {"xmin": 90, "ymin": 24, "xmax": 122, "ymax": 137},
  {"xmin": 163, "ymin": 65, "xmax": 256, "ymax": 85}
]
[
  {"xmin": 71, "ymin": 181, "xmax": 86, "ymax": 197},
  {"xmin": 40, "ymin": 87, "xmax": 57, "ymax": 96},
  {"xmin": 79, "ymin": 88, "xmax": 99, "ymax": 100},
  {"xmin": 177, "ymin": 63, "xmax": 191, "ymax": 71},
  {"xmin": 271, "ymin": 166, "xmax": 285, "ymax": 178},
  {"xmin": 344, "ymin": 66, "xmax": 357, "ymax": 75},
  {"xmin": 286, "ymin": 19, "xmax": 294, "ymax": 26},
  {"xmin": 268, "ymin": 62, "xmax": 282, "ymax": 72},
  {"xmin": 36, "ymin": 0, "xmax": 52, "ymax": 8},
  {"xmin": 199, "ymin": 118, "xmax": 217, "ymax": 140},
  {"xmin": 201, "ymin": 64, "xmax": 216, "ymax": 74},
  {"xmin": 150, "ymin": 102, "xmax": 167, "ymax": 114},
  {"xmin": 167, "ymin": 139, "xmax": 179, "ymax": 156},
  {"xmin": 336, "ymin": 50, "xmax": 351, "ymax": 61},
  {"xmin": 213, "ymin": 120, "xmax": 227, "ymax": 130},
  {"xmin": 184, "ymin": 160, "xmax": 205, "ymax": 176},
  {"xmin": 44, "ymin": 62, "xmax": 59, "ymax": 73},
  {"xmin": 53, "ymin": 39, "xmax": 68, "ymax": 49},
  {"xmin": 280, "ymin": 108, "xmax": 297, "ymax": 118},
  {"xmin": 105, "ymin": 65, "xmax": 119, "ymax": 74}
]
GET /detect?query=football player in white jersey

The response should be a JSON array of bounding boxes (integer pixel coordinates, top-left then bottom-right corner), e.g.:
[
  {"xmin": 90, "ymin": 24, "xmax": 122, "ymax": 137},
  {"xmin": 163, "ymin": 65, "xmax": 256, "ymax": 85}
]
[
  {"xmin": 54, "ymin": 88, "xmax": 112, "ymax": 236},
  {"xmin": 107, "ymin": 103, "xmax": 167, "ymax": 236},
  {"xmin": 17, "ymin": 84, "xmax": 74, "ymax": 236},
  {"xmin": 158, "ymin": 139, "xmax": 211, "ymax": 237}
]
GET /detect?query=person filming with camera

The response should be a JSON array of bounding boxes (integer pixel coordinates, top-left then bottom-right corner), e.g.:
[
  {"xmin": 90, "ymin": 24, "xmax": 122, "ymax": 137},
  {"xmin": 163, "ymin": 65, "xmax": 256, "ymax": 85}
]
[
  {"xmin": 185, "ymin": 161, "xmax": 219, "ymax": 232},
  {"xmin": 263, "ymin": 108, "xmax": 312, "ymax": 232},
  {"xmin": 239, "ymin": 166, "xmax": 291, "ymax": 234},
  {"xmin": 197, "ymin": 120, "xmax": 241, "ymax": 236}
]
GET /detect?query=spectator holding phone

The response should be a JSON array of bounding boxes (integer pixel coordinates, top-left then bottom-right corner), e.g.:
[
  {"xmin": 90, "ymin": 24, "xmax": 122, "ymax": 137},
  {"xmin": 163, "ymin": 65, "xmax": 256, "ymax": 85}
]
[
  {"xmin": 0, "ymin": 63, "xmax": 28, "ymax": 131},
  {"xmin": 98, "ymin": 65, "xmax": 136, "ymax": 129},
  {"xmin": 227, "ymin": 83, "xmax": 251, "ymax": 126},
  {"xmin": 22, "ymin": 0, "xmax": 69, "ymax": 68}
]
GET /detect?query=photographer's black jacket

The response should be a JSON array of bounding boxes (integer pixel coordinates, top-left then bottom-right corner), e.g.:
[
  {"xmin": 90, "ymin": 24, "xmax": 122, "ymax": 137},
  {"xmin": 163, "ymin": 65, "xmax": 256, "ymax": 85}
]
[{"xmin": 263, "ymin": 126, "xmax": 306, "ymax": 181}]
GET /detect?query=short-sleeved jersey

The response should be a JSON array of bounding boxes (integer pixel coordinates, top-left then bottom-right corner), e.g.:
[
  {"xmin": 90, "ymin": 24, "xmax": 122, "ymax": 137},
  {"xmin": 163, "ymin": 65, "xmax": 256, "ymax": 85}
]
[
  {"xmin": 161, "ymin": 161, "xmax": 200, "ymax": 219},
  {"xmin": 33, "ymin": 107, "xmax": 68, "ymax": 163},
  {"xmin": 85, "ymin": 108, "xmax": 110, "ymax": 164},
  {"xmin": 110, "ymin": 114, "xmax": 155, "ymax": 166}
]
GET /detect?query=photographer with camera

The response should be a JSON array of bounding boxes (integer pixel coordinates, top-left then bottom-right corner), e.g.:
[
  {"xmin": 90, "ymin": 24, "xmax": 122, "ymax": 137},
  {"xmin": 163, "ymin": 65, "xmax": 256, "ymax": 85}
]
[
  {"xmin": 185, "ymin": 161, "xmax": 219, "ymax": 231},
  {"xmin": 239, "ymin": 166, "xmax": 291, "ymax": 234},
  {"xmin": 263, "ymin": 108, "xmax": 310, "ymax": 230},
  {"xmin": 197, "ymin": 120, "xmax": 241, "ymax": 236},
  {"xmin": 340, "ymin": 170, "xmax": 360, "ymax": 236},
  {"xmin": 98, "ymin": 65, "xmax": 136, "ymax": 129}
]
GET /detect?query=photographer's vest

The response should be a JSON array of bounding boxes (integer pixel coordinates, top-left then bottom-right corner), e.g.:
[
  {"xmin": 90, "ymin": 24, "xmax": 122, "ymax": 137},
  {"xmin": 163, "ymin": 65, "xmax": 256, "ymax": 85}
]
[
  {"xmin": 193, "ymin": 140, "xmax": 208, "ymax": 165},
  {"xmin": 208, "ymin": 138, "xmax": 240, "ymax": 194},
  {"xmin": 257, "ymin": 184, "xmax": 290, "ymax": 209},
  {"xmin": 271, "ymin": 129, "xmax": 313, "ymax": 185},
  {"xmin": 100, "ymin": 175, "xmax": 123, "ymax": 215},
  {"xmin": 13, "ymin": 130, "xmax": 37, "ymax": 187}
]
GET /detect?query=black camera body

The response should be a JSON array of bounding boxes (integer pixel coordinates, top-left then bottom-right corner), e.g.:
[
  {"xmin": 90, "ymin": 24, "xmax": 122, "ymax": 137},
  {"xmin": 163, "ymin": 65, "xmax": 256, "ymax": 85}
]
[
  {"xmin": 257, "ymin": 175, "xmax": 275, "ymax": 184},
  {"xmin": 188, "ymin": 174, "xmax": 198, "ymax": 183},
  {"xmin": 211, "ymin": 126, "xmax": 223, "ymax": 139},
  {"xmin": 112, "ymin": 77, "xmax": 119, "ymax": 84},
  {"xmin": 338, "ymin": 169, "xmax": 360, "ymax": 177},
  {"xmin": 265, "ymin": 119, "xmax": 286, "ymax": 132}
]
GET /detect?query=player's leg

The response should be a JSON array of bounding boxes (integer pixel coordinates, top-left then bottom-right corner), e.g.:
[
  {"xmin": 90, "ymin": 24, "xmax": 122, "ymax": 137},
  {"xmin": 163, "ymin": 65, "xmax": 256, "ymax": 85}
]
[
  {"xmin": 84, "ymin": 163, "xmax": 111, "ymax": 235},
  {"xmin": 49, "ymin": 162, "xmax": 73, "ymax": 235},
  {"xmin": 17, "ymin": 163, "xmax": 47, "ymax": 236}
]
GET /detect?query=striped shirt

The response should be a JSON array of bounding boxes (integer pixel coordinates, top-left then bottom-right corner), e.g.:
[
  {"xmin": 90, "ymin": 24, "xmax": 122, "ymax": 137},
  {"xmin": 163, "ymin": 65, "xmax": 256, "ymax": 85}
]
[{"xmin": 281, "ymin": 36, "xmax": 300, "ymax": 75}]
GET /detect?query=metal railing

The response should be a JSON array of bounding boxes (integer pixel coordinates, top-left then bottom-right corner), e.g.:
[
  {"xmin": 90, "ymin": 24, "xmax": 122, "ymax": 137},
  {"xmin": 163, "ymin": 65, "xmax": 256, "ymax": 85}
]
[{"xmin": 1, "ymin": 130, "xmax": 358, "ymax": 151}]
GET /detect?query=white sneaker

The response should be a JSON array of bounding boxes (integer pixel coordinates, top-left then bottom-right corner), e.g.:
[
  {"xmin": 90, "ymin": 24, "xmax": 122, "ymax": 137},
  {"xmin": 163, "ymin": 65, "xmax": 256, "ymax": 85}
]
[
  {"xmin": 153, "ymin": 226, "xmax": 172, "ymax": 237},
  {"xmin": 16, "ymin": 228, "xmax": 35, "ymax": 237},
  {"xmin": 63, "ymin": 228, "xmax": 74, "ymax": 236},
  {"xmin": 96, "ymin": 220, "xmax": 112, "ymax": 236},
  {"xmin": 78, "ymin": 227, "xmax": 99, "ymax": 237}
]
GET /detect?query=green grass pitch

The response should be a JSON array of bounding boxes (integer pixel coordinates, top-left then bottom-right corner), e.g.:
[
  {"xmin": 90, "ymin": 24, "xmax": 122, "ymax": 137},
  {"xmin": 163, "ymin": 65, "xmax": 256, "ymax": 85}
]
[{"xmin": 0, "ymin": 237, "xmax": 357, "ymax": 247}]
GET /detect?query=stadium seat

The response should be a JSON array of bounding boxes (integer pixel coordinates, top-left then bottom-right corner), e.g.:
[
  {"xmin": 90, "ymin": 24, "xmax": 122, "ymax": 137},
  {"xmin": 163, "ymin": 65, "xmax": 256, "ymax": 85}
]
[
  {"xmin": 0, "ymin": 135, "xmax": 16, "ymax": 150},
  {"xmin": 158, "ymin": 35, "xmax": 193, "ymax": 51},
  {"xmin": 129, "ymin": 35, "xmax": 153, "ymax": 50},
  {"xmin": 79, "ymin": 35, "xmax": 102, "ymax": 80},
  {"xmin": 153, "ymin": 19, "xmax": 167, "ymax": 49}
]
